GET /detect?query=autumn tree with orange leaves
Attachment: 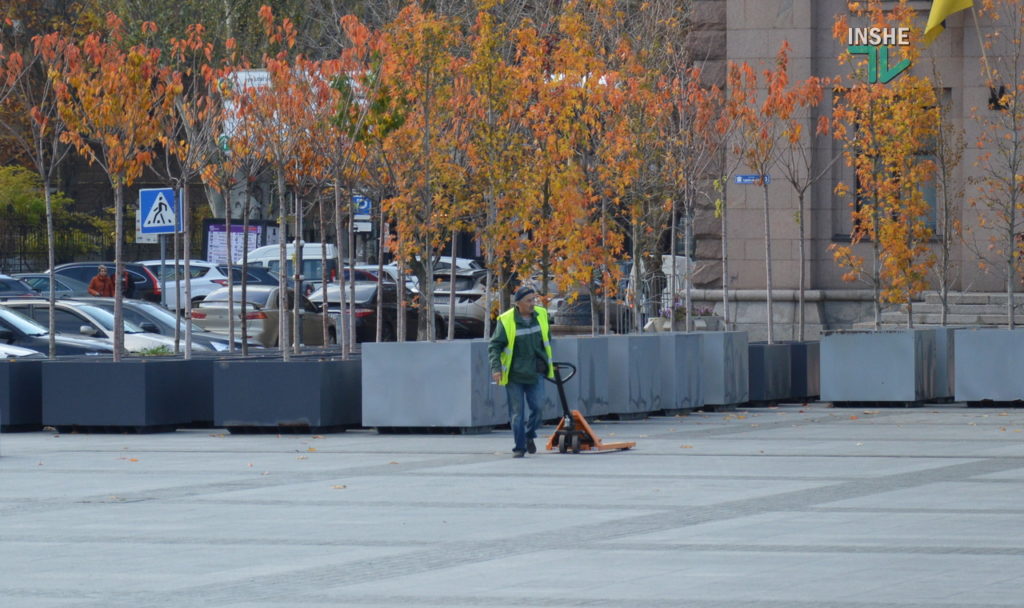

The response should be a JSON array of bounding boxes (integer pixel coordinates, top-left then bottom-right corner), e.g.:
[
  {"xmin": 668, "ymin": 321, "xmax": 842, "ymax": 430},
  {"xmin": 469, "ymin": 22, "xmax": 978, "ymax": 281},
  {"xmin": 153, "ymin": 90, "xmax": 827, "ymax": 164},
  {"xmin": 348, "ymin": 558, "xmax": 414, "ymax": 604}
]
[
  {"xmin": 831, "ymin": 0, "xmax": 938, "ymax": 329},
  {"xmin": 0, "ymin": 26, "xmax": 76, "ymax": 358},
  {"xmin": 53, "ymin": 15, "xmax": 173, "ymax": 360},
  {"xmin": 968, "ymin": 0, "xmax": 1024, "ymax": 328},
  {"xmin": 730, "ymin": 42, "xmax": 826, "ymax": 343}
]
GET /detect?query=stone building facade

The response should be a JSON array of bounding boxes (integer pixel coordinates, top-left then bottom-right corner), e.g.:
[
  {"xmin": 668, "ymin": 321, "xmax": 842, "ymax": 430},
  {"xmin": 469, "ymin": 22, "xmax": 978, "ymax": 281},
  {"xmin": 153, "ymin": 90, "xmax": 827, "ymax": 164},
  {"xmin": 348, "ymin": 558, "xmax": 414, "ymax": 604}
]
[{"xmin": 685, "ymin": 0, "xmax": 1011, "ymax": 339}]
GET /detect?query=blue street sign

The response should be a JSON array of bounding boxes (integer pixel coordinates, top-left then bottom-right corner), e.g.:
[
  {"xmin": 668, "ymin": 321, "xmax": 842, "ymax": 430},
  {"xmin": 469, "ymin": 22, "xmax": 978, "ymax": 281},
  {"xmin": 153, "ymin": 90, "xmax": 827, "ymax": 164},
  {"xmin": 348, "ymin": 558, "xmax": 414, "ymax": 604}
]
[
  {"xmin": 353, "ymin": 195, "xmax": 372, "ymax": 216},
  {"xmin": 735, "ymin": 174, "xmax": 770, "ymax": 185},
  {"xmin": 139, "ymin": 188, "xmax": 179, "ymax": 234}
]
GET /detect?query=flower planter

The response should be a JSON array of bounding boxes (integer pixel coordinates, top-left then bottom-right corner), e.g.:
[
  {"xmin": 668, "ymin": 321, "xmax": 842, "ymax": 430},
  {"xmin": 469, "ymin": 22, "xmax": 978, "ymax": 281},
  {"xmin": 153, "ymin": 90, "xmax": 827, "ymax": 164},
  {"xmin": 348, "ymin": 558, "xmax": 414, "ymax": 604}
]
[
  {"xmin": 657, "ymin": 332, "xmax": 703, "ymax": 413},
  {"xmin": 362, "ymin": 340, "xmax": 503, "ymax": 432},
  {"xmin": 545, "ymin": 335, "xmax": 611, "ymax": 419},
  {"xmin": 821, "ymin": 329, "xmax": 942, "ymax": 405},
  {"xmin": 214, "ymin": 356, "xmax": 361, "ymax": 433},
  {"xmin": 955, "ymin": 328, "xmax": 1024, "ymax": 403},
  {"xmin": 606, "ymin": 334, "xmax": 662, "ymax": 417},
  {"xmin": 0, "ymin": 359, "xmax": 43, "ymax": 431},
  {"xmin": 747, "ymin": 342, "xmax": 793, "ymax": 404},
  {"xmin": 696, "ymin": 331, "xmax": 749, "ymax": 408},
  {"xmin": 41, "ymin": 358, "xmax": 193, "ymax": 432},
  {"xmin": 786, "ymin": 341, "xmax": 820, "ymax": 401}
]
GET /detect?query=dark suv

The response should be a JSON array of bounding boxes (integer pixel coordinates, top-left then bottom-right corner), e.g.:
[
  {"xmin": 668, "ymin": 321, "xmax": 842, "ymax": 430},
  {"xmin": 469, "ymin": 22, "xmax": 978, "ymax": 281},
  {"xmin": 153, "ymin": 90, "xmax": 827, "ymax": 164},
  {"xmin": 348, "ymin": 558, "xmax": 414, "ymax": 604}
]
[{"xmin": 52, "ymin": 262, "xmax": 162, "ymax": 303}]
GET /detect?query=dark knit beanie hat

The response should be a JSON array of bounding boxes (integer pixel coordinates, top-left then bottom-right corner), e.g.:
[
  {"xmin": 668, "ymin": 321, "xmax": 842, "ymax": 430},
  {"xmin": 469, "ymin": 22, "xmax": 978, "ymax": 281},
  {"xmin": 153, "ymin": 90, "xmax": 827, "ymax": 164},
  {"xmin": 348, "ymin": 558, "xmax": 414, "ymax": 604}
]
[{"xmin": 513, "ymin": 286, "xmax": 536, "ymax": 302}]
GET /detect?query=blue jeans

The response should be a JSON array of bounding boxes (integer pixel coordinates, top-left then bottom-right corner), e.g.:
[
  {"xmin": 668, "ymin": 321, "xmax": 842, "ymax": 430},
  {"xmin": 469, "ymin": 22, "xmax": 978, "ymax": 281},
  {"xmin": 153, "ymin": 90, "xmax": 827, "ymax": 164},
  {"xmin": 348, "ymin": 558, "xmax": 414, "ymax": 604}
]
[{"xmin": 506, "ymin": 380, "xmax": 545, "ymax": 452}]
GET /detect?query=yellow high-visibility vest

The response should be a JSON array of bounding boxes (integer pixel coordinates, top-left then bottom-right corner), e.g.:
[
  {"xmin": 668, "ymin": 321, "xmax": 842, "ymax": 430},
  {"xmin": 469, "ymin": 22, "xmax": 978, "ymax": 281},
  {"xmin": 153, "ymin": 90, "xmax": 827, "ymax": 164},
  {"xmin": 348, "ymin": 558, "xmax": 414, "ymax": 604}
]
[{"xmin": 497, "ymin": 306, "xmax": 554, "ymax": 386}]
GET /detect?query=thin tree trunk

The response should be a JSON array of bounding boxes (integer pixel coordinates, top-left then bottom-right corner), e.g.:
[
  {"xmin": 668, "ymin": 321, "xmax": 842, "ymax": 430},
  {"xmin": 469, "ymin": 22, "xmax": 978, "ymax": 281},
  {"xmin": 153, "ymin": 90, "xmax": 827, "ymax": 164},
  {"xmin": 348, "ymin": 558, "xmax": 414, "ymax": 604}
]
[
  {"xmin": 173, "ymin": 215, "xmax": 181, "ymax": 353},
  {"xmin": 241, "ymin": 182, "xmax": 251, "ymax": 356},
  {"xmin": 319, "ymin": 202, "xmax": 329, "ymax": 348},
  {"xmin": 670, "ymin": 197, "xmax": 677, "ymax": 328},
  {"xmin": 797, "ymin": 190, "xmax": 806, "ymax": 342},
  {"xmin": 685, "ymin": 203, "xmax": 693, "ymax": 333},
  {"xmin": 276, "ymin": 169, "xmax": 289, "ymax": 360},
  {"xmin": 43, "ymin": 178, "xmax": 56, "ymax": 359},
  {"xmin": 334, "ymin": 179, "xmax": 349, "ymax": 359},
  {"xmin": 347, "ymin": 188, "xmax": 357, "ymax": 350},
  {"xmin": 447, "ymin": 231, "xmax": 457, "ymax": 340},
  {"xmin": 761, "ymin": 182, "xmax": 775, "ymax": 344},
  {"xmin": 376, "ymin": 207, "xmax": 385, "ymax": 343},
  {"xmin": 722, "ymin": 187, "xmax": 730, "ymax": 331},
  {"xmin": 601, "ymin": 197, "xmax": 609, "ymax": 335},
  {"xmin": 113, "ymin": 184, "xmax": 124, "ymax": 362},
  {"xmin": 872, "ymin": 222, "xmax": 881, "ymax": 331},
  {"xmin": 183, "ymin": 184, "xmax": 193, "ymax": 359},
  {"xmin": 293, "ymin": 192, "xmax": 303, "ymax": 355},
  {"xmin": 225, "ymin": 192, "xmax": 235, "ymax": 350}
]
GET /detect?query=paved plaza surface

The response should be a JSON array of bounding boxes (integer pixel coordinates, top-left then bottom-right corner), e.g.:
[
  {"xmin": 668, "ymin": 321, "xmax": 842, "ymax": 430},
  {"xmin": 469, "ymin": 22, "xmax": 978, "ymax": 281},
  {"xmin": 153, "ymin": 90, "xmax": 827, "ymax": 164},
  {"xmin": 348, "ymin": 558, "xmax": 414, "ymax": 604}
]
[{"xmin": 2, "ymin": 403, "xmax": 1024, "ymax": 607}]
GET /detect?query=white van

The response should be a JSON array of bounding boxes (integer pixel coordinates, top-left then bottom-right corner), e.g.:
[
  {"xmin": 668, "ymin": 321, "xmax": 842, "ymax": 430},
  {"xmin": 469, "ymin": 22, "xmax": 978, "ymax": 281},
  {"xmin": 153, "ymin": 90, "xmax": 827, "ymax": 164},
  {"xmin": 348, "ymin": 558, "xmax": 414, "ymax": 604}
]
[{"xmin": 242, "ymin": 242, "xmax": 341, "ymax": 292}]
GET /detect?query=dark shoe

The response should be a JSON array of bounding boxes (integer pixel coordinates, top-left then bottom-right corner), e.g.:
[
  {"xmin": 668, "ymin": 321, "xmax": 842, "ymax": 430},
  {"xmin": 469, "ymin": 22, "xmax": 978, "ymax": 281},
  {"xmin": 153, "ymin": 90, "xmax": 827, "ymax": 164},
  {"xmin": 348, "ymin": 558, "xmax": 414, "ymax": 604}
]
[
  {"xmin": 527, "ymin": 439, "xmax": 537, "ymax": 454},
  {"xmin": 512, "ymin": 450, "xmax": 525, "ymax": 458}
]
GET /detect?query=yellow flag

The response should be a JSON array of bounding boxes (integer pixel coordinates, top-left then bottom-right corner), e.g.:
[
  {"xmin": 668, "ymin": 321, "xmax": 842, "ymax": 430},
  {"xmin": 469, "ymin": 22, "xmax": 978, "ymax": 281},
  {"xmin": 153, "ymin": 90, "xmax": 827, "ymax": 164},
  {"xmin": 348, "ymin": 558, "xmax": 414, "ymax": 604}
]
[{"xmin": 924, "ymin": 0, "xmax": 974, "ymax": 45}]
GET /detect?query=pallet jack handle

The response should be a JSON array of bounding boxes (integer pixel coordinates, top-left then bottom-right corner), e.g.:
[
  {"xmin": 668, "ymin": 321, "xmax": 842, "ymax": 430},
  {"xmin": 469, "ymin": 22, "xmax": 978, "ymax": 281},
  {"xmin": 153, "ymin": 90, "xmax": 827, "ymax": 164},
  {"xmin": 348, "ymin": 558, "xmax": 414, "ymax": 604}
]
[{"xmin": 545, "ymin": 362, "xmax": 576, "ymax": 418}]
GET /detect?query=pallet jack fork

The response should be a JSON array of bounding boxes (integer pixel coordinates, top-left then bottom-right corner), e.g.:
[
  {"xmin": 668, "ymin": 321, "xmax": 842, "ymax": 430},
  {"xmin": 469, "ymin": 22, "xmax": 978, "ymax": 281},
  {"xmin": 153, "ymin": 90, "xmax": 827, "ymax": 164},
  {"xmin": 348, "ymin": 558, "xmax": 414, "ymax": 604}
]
[{"xmin": 544, "ymin": 362, "xmax": 636, "ymax": 454}]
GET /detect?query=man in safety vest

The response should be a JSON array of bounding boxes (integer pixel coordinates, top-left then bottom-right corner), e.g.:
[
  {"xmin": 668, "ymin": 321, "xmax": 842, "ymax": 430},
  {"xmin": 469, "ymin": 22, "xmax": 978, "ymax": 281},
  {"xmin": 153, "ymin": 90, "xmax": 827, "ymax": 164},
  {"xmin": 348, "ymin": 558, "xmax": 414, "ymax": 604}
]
[{"xmin": 488, "ymin": 285, "xmax": 555, "ymax": 458}]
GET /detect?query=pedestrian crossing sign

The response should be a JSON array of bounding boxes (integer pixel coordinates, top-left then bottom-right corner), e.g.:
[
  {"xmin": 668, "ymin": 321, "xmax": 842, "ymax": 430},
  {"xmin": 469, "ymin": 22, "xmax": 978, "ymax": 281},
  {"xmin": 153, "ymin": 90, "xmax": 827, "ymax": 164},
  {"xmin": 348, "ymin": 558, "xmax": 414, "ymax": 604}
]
[{"xmin": 139, "ymin": 188, "xmax": 179, "ymax": 234}]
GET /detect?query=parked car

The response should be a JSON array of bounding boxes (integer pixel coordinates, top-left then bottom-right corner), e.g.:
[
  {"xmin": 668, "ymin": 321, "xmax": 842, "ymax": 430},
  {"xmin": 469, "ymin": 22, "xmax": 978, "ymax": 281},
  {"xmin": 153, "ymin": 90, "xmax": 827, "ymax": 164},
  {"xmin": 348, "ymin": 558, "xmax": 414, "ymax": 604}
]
[
  {"xmin": 192, "ymin": 285, "xmax": 335, "ymax": 347},
  {"xmin": 139, "ymin": 259, "xmax": 241, "ymax": 311},
  {"xmin": 550, "ymin": 290, "xmax": 634, "ymax": 333},
  {"xmin": 2, "ymin": 299, "xmax": 205, "ymax": 353},
  {"xmin": 71, "ymin": 297, "xmax": 263, "ymax": 352},
  {"xmin": 432, "ymin": 269, "xmax": 491, "ymax": 338},
  {"xmin": 356, "ymin": 264, "xmax": 419, "ymax": 292},
  {"xmin": 13, "ymin": 273, "xmax": 92, "ymax": 297},
  {"xmin": 51, "ymin": 262, "xmax": 162, "ymax": 303},
  {"xmin": 0, "ymin": 342, "xmax": 46, "ymax": 358},
  {"xmin": 243, "ymin": 242, "xmax": 340, "ymax": 295},
  {"xmin": 0, "ymin": 274, "xmax": 40, "ymax": 300},
  {"xmin": 216, "ymin": 264, "xmax": 280, "ymax": 287},
  {"xmin": 308, "ymin": 281, "xmax": 446, "ymax": 342},
  {"xmin": 0, "ymin": 304, "xmax": 114, "ymax": 355}
]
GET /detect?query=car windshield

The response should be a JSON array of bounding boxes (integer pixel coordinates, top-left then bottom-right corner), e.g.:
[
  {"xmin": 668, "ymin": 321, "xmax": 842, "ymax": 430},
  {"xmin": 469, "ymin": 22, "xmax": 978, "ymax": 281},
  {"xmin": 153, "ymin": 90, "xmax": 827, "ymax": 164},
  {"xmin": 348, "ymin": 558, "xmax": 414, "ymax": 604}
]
[
  {"xmin": 75, "ymin": 304, "xmax": 145, "ymax": 334},
  {"xmin": 0, "ymin": 307, "xmax": 48, "ymax": 336}
]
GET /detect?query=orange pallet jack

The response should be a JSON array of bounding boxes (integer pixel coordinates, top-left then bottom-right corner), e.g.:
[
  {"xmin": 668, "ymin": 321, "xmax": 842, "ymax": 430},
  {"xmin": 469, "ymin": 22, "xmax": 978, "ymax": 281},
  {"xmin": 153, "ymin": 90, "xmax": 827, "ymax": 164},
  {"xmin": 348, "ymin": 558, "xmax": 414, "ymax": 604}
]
[{"xmin": 545, "ymin": 362, "xmax": 636, "ymax": 454}]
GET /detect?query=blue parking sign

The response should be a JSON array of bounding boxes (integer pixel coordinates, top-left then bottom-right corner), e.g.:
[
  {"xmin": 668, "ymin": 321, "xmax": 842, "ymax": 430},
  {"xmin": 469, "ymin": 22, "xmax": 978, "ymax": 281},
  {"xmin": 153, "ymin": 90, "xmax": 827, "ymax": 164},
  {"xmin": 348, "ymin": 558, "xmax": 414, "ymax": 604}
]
[
  {"xmin": 139, "ymin": 188, "xmax": 179, "ymax": 234},
  {"xmin": 353, "ymin": 195, "xmax": 372, "ymax": 217}
]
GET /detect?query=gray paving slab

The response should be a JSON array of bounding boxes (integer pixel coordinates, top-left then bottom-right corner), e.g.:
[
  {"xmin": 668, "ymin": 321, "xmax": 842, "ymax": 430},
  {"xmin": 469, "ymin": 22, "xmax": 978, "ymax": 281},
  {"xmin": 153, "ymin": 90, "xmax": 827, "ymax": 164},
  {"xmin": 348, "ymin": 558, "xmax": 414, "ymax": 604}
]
[{"xmin": 2, "ymin": 403, "xmax": 1024, "ymax": 607}]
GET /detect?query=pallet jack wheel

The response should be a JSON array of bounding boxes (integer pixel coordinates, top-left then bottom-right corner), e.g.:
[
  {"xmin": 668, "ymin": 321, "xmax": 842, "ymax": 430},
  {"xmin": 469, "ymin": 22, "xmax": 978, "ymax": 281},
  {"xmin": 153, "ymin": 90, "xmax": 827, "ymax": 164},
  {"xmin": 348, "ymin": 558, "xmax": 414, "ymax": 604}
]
[
  {"xmin": 571, "ymin": 433, "xmax": 581, "ymax": 454},
  {"xmin": 558, "ymin": 433, "xmax": 568, "ymax": 454}
]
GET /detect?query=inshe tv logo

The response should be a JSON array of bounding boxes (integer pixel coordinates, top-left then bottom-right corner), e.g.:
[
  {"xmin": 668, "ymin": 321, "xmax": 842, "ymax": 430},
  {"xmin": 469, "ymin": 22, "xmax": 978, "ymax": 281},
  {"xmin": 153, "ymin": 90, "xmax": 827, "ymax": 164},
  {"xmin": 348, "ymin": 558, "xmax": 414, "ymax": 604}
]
[{"xmin": 847, "ymin": 27, "xmax": 911, "ymax": 84}]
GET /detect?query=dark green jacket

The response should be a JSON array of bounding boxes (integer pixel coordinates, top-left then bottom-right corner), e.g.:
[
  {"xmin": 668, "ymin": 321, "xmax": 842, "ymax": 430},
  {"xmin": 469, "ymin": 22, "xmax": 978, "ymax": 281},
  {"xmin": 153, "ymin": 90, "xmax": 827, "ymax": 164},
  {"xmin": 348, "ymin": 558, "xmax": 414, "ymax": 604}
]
[{"xmin": 488, "ymin": 307, "xmax": 548, "ymax": 385}]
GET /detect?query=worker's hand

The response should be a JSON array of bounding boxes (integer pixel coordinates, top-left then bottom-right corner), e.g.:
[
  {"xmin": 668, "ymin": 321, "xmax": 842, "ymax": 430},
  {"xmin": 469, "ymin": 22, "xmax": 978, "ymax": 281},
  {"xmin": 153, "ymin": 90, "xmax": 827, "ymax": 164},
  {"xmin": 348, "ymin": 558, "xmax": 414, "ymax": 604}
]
[{"xmin": 491, "ymin": 372, "xmax": 501, "ymax": 384}]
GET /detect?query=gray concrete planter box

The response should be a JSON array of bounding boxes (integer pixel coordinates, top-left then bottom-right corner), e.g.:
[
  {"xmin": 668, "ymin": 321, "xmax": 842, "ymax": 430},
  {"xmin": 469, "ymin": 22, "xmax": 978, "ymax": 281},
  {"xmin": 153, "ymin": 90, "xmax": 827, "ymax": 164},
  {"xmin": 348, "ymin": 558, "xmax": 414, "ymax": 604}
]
[
  {"xmin": 607, "ymin": 334, "xmax": 662, "ymax": 417},
  {"xmin": 42, "ymin": 358, "xmax": 193, "ymax": 431},
  {"xmin": 214, "ymin": 357, "xmax": 361, "ymax": 433},
  {"xmin": 787, "ymin": 341, "xmax": 820, "ymax": 401},
  {"xmin": 933, "ymin": 327, "xmax": 956, "ymax": 401},
  {"xmin": 544, "ymin": 335, "xmax": 610, "ymax": 419},
  {"xmin": 362, "ymin": 340, "xmax": 503, "ymax": 431},
  {"xmin": 1, "ymin": 359, "xmax": 43, "ymax": 431},
  {"xmin": 821, "ymin": 329, "xmax": 940, "ymax": 404},
  {"xmin": 748, "ymin": 342, "xmax": 793, "ymax": 404},
  {"xmin": 696, "ymin": 331, "xmax": 749, "ymax": 407},
  {"xmin": 657, "ymin": 332, "xmax": 703, "ymax": 413},
  {"xmin": 955, "ymin": 328, "xmax": 1024, "ymax": 402}
]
